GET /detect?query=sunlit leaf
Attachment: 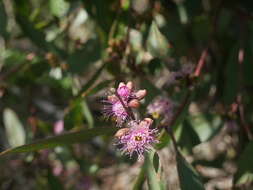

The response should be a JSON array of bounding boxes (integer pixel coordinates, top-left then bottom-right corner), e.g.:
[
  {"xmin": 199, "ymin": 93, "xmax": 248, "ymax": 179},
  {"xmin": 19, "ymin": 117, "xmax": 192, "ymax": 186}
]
[
  {"xmin": 3, "ymin": 108, "xmax": 26, "ymax": 148},
  {"xmin": 49, "ymin": 0, "xmax": 70, "ymax": 18},
  {"xmin": 133, "ymin": 166, "xmax": 146, "ymax": 190},
  {"xmin": 189, "ymin": 114, "xmax": 222, "ymax": 142},
  {"xmin": 145, "ymin": 150, "xmax": 162, "ymax": 190},
  {"xmin": 0, "ymin": 127, "xmax": 116, "ymax": 157},
  {"xmin": 147, "ymin": 21, "xmax": 170, "ymax": 58}
]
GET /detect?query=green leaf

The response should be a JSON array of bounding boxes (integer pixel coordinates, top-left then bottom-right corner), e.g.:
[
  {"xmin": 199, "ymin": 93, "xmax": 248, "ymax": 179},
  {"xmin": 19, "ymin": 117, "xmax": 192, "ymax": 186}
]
[
  {"xmin": 3, "ymin": 108, "xmax": 26, "ymax": 148},
  {"xmin": 177, "ymin": 3, "xmax": 188, "ymax": 24},
  {"xmin": 147, "ymin": 21, "xmax": 170, "ymax": 58},
  {"xmin": 243, "ymin": 41, "xmax": 253, "ymax": 86},
  {"xmin": 145, "ymin": 150, "xmax": 161, "ymax": 190},
  {"xmin": 64, "ymin": 99, "xmax": 84, "ymax": 130},
  {"xmin": 82, "ymin": 99, "xmax": 94, "ymax": 128},
  {"xmin": 0, "ymin": 1, "xmax": 8, "ymax": 39},
  {"xmin": 223, "ymin": 44, "xmax": 239, "ymax": 104},
  {"xmin": 68, "ymin": 39, "xmax": 101, "ymax": 73},
  {"xmin": 79, "ymin": 63, "xmax": 106, "ymax": 94},
  {"xmin": 234, "ymin": 141, "xmax": 253, "ymax": 185},
  {"xmin": 47, "ymin": 169, "xmax": 64, "ymax": 190},
  {"xmin": 49, "ymin": 0, "xmax": 70, "ymax": 18},
  {"xmin": 133, "ymin": 166, "xmax": 146, "ymax": 190},
  {"xmin": 189, "ymin": 114, "xmax": 222, "ymax": 142},
  {"xmin": 176, "ymin": 153, "xmax": 205, "ymax": 190},
  {"xmin": 0, "ymin": 127, "xmax": 117, "ymax": 157},
  {"xmin": 178, "ymin": 120, "xmax": 201, "ymax": 153},
  {"xmin": 1, "ymin": 49, "xmax": 27, "ymax": 66},
  {"xmin": 15, "ymin": 13, "xmax": 66, "ymax": 58}
]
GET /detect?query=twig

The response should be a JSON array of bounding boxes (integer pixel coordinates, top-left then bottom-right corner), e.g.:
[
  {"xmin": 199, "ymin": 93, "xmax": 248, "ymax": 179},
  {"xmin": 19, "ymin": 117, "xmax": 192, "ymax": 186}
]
[
  {"xmin": 193, "ymin": 49, "xmax": 208, "ymax": 77},
  {"xmin": 161, "ymin": 90, "xmax": 192, "ymax": 153},
  {"xmin": 166, "ymin": 126, "xmax": 179, "ymax": 154},
  {"xmin": 236, "ymin": 19, "xmax": 253, "ymax": 140},
  {"xmin": 168, "ymin": 90, "xmax": 191, "ymax": 127}
]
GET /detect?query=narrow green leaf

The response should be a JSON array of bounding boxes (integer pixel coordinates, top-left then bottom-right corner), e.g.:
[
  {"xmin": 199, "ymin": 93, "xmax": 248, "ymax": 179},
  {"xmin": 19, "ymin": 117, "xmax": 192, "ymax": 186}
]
[
  {"xmin": 82, "ymin": 99, "xmax": 94, "ymax": 128},
  {"xmin": 0, "ymin": 127, "xmax": 116, "ymax": 157},
  {"xmin": 147, "ymin": 22, "xmax": 170, "ymax": 58},
  {"xmin": 133, "ymin": 166, "xmax": 146, "ymax": 190},
  {"xmin": 178, "ymin": 120, "xmax": 201, "ymax": 153},
  {"xmin": 190, "ymin": 114, "xmax": 222, "ymax": 142},
  {"xmin": 15, "ymin": 13, "xmax": 66, "ymax": 58},
  {"xmin": 234, "ymin": 141, "xmax": 253, "ymax": 185},
  {"xmin": 68, "ymin": 39, "xmax": 101, "ymax": 73},
  {"xmin": 64, "ymin": 98, "xmax": 84, "ymax": 130},
  {"xmin": 177, "ymin": 3, "xmax": 188, "ymax": 24},
  {"xmin": 145, "ymin": 150, "xmax": 161, "ymax": 190},
  {"xmin": 3, "ymin": 108, "xmax": 26, "ymax": 148},
  {"xmin": 0, "ymin": 1, "xmax": 8, "ymax": 39},
  {"xmin": 176, "ymin": 153, "xmax": 205, "ymax": 190},
  {"xmin": 223, "ymin": 44, "xmax": 239, "ymax": 104}
]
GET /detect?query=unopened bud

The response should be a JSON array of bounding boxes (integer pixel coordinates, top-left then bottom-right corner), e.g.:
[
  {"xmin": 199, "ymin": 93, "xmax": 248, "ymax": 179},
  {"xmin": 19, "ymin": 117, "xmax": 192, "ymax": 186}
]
[
  {"xmin": 114, "ymin": 128, "xmax": 130, "ymax": 138},
  {"xmin": 136, "ymin": 89, "xmax": 147, "ymax": 99},
  {"xmin": 128, "ymin": 99, "xmax": 140, "ymax": 108},
  {"xmin": 110, "ymin": 88, "xmax": 116, "ymax": 93},
  {"xmin": 126, "ymin": 81, "xmax": 133, "ymax": 90},
  {"xmin": 118, "ymin": 82, "xmax": 125, "ymax": 88},
  {"xmin": 139, "ymin": 118, "xmax": 153, "ymax": 128},
  {"xmin": 108, "ymin": 95, "xmax": 117, "ymax": 102}
]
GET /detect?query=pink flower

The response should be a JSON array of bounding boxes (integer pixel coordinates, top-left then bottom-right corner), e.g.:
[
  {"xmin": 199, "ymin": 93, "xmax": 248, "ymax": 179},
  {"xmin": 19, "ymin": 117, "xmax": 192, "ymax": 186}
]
[
  {"xmin": 117, "ymin": 118, "xmax": 158, "ymax": 161},
  {"xmin": 103, "ymin": 95, "xmax": 129, "ymax": 125},
  {"xmin": 117, "ymin": 84, "xmax": 132, "ymax": 99},
  {"xmin": 181, "ymin": 63, "xmax": 194, "ymax": 75},
  {"xmin": 54, "ymin": 120, "xmax": 64, "ymax": 134},
  {"xmin": 102, "ymin": 81, "xmax": 147, "ymax": 125},
  {"xmin": 147, "ymin": 96, "xmax": 174, "ymax": 123}
]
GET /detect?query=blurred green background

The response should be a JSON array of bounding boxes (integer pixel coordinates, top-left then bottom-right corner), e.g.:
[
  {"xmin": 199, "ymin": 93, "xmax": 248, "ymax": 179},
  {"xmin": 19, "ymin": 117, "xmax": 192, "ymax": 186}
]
[{"xmin": 1, "ymin": 0, "xmax": 253, "ymax": 189}]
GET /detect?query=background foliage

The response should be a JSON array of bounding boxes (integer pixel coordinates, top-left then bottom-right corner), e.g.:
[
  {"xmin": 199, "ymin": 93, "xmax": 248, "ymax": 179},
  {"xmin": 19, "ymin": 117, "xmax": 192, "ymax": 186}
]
[{"xmin": 1, "ymin": 0, "xmax": 253, "ymax": 189}]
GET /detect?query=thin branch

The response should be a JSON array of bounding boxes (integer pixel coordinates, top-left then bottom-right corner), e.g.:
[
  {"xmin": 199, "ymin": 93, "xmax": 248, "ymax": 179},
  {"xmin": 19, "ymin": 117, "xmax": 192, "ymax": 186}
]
[
  {"xmin": 166, "ymin": 126, "xmax": 179, "ymax": 154},
  {"xmin": 168, "ymin": 90, "xmax": 191, "ymax": 127},
  {"xmin": 161, "ymin": 90, "xmax": 192, "ymax": 153},
  {"xmin": 193, "ymin": 48, "xmax": 208, "ymax": 77}
]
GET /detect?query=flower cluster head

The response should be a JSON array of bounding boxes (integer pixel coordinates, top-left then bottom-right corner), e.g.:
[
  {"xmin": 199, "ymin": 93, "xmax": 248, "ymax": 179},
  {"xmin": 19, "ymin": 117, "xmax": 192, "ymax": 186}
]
[
  {"xmin": 115, "ymin": 118, "xmax": 158, "ymax": 161},
  {"xmin": 103, "ymin": 81, "xmax": 147, "ymax": 125},
  {"xmin": 102, "ymin": 81, "xmax": 160, "ymax": 161},
  {"xmin": 167, "ymin": 63, "xmax": 194, "ymax": 86},
  {"xmin": 147, "ymin": 96, "xmax": 174, "ymax": 124}
]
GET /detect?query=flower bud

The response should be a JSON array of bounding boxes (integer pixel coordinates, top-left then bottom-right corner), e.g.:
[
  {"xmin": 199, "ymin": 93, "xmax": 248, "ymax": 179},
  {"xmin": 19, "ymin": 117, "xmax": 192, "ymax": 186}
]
[
  {"xmin": 126, "ymin": 81, "xmax": 133, "ymax": 90},
  {"xmin": 128, "ymin": 99, "xmax": 140, "ymax": 108},
  {"xmin": 135, "ymin": 89, "xmax": 147, "ymax": 100},
  {"xmin": 114, "ymin": 128, "xmax": 130, "ymax": 138}
]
